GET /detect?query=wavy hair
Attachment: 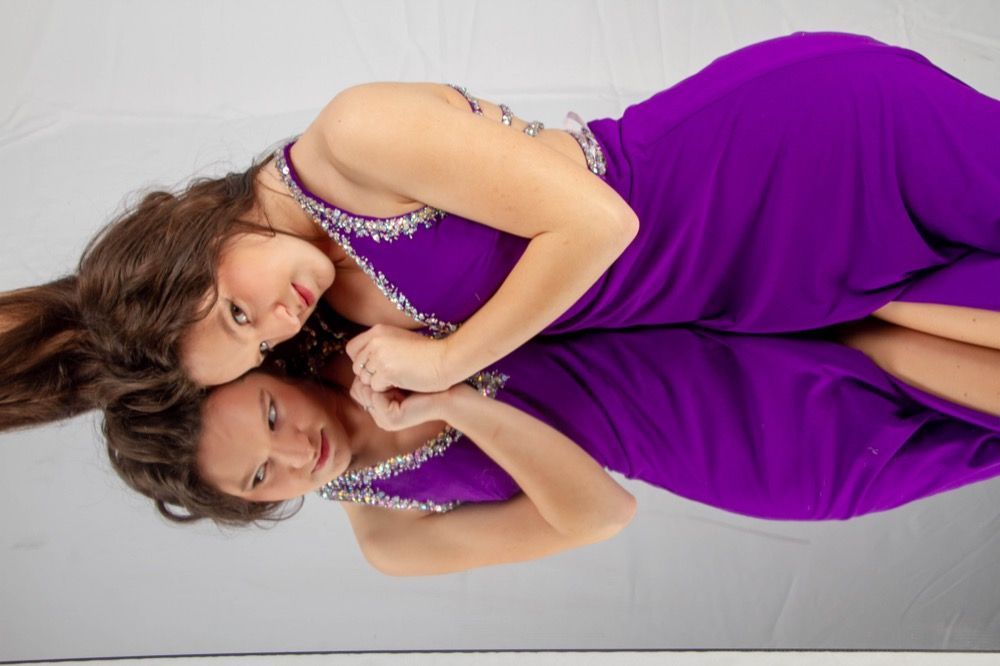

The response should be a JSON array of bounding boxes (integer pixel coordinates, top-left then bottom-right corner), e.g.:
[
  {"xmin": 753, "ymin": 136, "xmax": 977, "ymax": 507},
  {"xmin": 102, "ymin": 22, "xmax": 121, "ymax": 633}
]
[
  {"xmin": 0, "ymin": 159, "xmax": 273, "ymax": 431},
  {"xmin": 102, "ymin": 384, "xmax": 299, "ymax": 527}
]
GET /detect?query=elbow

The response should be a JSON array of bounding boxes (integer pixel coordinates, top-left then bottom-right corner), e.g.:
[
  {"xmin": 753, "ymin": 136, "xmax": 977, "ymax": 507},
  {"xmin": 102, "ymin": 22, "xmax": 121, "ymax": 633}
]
[
  {"xmin": 358, "ymin": 531, "xmax": 412, "ymax": 577},
  {"xmin": 601, "ymin": 491, "xmax": 638, "ymax": 540},
  {"xmin": 359, "ymin": 530, "xmax": 449, "ymax": 578},
  {"xmin": 565, "ymin": 491, "xmax": 637, "ymax": 544},
  {"xmin": 618, "ymin": 209, "xmax": 640, "ymax": 245},
  {"xmin": 600, "ymin": 208, "xmax": 640, "ymax": 256},
  {"xmin": 363, "ymin": 552, "xmax": 410, "ymax": 578}
]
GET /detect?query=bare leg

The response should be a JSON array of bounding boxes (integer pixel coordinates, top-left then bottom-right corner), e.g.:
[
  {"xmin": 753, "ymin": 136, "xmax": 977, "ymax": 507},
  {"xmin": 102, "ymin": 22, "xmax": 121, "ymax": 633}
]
[
  {"xmin": 838, "ymin": 319, "xmax": 1000, "ymax": 417},
  {"xmin": 872, "ymin": 301, "xmax": 1000, "ymax": 352}
]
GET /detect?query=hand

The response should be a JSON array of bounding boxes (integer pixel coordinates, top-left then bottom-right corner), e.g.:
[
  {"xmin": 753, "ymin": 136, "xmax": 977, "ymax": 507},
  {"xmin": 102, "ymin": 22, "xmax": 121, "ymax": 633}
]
[
  {"xmin": 349, "ymin": 378, "xmax": 445, "ymax": 431},
  {"xmin": 346, "ymin": 324, "xmax": 454, "ymax": 392}
]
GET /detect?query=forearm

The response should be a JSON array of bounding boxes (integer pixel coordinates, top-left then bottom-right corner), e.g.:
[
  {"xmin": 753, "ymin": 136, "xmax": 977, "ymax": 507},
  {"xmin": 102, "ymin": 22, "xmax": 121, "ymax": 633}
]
[
  {"xmin": 435, "ymin": 385, "xmax": 636, "ymax": 538},
  {"xmin": 443, "ymin": 216, "xmax": 637, "ymax": 381}
]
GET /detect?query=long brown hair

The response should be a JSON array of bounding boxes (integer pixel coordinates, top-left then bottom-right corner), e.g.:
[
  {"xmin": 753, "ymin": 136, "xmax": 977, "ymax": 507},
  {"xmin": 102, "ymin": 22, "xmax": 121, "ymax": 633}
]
[
  {"xmin": 102, "ymin": 385, "xmax": 298, "ymax": 526},
  {"xmin": 0, "ymin": 159, "xmax": 272, "ymax": 431}
]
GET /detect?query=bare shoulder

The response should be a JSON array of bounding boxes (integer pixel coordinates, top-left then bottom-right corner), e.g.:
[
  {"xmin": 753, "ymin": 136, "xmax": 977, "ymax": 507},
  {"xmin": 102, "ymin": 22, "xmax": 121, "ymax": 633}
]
[
  {"xmin": 296, "ymin": 80, "xmax": 635, "ymax": 239},
  {"xmin": 299, "ymin": 82, "xmax": 460, "ymax": 166},
  {"xmin": 339, "ymin": 502, "xmax": 430, "ymax": 573},
  {"xmin": 323, "ymin": 81, "xmax": 460, "ymax": 111}
]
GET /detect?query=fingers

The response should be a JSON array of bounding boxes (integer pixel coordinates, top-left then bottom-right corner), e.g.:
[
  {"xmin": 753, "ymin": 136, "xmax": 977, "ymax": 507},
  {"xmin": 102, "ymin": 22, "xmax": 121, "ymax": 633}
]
[
  {"xmin": 352, "ymin": 356, "xmax": 375, "ymax": 385},
  {"xmin": 349, "ymin": 379, "xmax": 408, "ymax": 430},
  {"xmin": 347, "ymin": 324, "xmax": 412, "ymax": 391},
  {"xmin": 370, "ymin": 372, "xmax": 393, "ymax": 392},
  {"xmin": 353, "ymin": 353, "xmax": 393, "ymax": 391},
  {"xmin": 370, "ymin": 388, "xmax": 393, "ymax": 412},
  {"xmin": 349, "ymin": 377, "xmax": 370, "ymax": 409},
  {"xmin": 352, "ymin": 341, "xmax": 382, "ymax": 386},
  {"xmin": 349, "ymin": 329, "xmax": 383, "ymax": 387},
  {"xmin": 345, "ymin": 328, "xmax": 374, "ymax": 362}
]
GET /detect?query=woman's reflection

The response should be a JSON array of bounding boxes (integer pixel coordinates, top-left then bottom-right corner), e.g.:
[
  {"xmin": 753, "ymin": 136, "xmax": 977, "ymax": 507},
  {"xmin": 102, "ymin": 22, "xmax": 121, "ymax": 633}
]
[{"xmin": 105, "ymin": 322, "xmax": 1000, "ymax": 576}]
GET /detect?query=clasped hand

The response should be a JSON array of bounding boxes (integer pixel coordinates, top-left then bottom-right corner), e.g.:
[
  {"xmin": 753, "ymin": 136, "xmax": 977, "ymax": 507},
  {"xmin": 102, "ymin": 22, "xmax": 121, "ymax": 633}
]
[
  {"xmin": 349, "ymin": 378, "xmax": 447, "ymax": 431},
  {"xmin": 346, "ymin": 324, "xmax": 457, "ymax": 393}
]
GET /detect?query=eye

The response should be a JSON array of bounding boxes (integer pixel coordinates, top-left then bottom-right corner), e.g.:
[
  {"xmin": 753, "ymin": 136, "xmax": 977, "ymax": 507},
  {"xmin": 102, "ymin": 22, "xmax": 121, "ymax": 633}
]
[
  {"xmin": 259, "ymin": 341, "xmax": 271, "ymax": 357},
  {"xmin": 267, "ymin": 399, "xmax": 277, "ymax": 432},
  {"xmin": 230, "ymin": 303, "xmax": 250, "ymax": 326},
  {"xmin": 252, "ymin": 464, "xmax": 267, "ymax": 488}
]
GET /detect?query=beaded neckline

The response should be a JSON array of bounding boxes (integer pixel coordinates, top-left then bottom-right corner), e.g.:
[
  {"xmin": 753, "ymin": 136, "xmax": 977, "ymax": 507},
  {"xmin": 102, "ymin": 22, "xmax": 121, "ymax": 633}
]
[
  {"xmin": 316, "ymin": 370, "xmax": 509, "ymax": 513},
  {"xmin": 275, "ymin": 141, "xmax": 446, "ymax": 241},
  {"xmin": 274, "ymin": 142, "xmax": 458, "ymax": 335}
]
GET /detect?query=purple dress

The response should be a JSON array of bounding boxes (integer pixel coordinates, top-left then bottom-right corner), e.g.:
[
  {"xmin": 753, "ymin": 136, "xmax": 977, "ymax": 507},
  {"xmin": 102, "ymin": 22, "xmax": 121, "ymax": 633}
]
[
  {"xmin": 318, "ymin": 328, "xmax": 1000, "ymax": 520},
  {"xmin": 277, "ymin": 32, "xmax": 1000, "ymax": 337}
]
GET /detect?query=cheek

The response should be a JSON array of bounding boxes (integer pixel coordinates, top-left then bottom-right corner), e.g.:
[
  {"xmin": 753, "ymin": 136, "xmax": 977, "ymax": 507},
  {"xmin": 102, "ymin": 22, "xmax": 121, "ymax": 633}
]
[
  {"xmin": 295, "ymin": 240, "xmax": 334, "ymax": 278},
  {"xmin": 224, "ymin": 236, "xmax": 288, "ymax": 281}
]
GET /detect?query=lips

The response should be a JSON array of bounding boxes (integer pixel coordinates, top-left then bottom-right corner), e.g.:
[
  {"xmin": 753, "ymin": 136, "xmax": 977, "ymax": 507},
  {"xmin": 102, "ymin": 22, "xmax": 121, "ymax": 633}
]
[
  {"xmin": 292, "ymin": 283, "xmax": 315, "ymax": 309},
  {"xmin": 313, "ymin": 430, "xmax": 330, "ymax": 473}
]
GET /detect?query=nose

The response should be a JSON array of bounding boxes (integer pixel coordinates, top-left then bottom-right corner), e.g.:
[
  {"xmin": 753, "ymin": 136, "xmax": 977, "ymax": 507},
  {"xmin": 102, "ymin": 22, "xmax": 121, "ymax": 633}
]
[
  {"xmin": 272, "ymin": 428, "xmax": 315, "ymax": 470},
  {"xmin": 266, "ymin": 301, "xmax": 302, "ymax": 342}
]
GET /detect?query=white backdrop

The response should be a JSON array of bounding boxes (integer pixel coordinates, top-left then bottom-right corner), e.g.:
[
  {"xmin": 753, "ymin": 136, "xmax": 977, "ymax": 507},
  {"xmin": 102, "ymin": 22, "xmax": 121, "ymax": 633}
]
[{"xmin": 2, "ymin": 0, "xmax": 1000, "ymax": 661}]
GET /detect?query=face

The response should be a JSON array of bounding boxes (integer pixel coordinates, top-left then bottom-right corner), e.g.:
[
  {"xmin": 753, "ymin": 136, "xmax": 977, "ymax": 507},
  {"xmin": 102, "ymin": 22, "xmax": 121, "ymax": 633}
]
[
  {"xmin": 182, "ymin": 231, "xmax": 335, "ymax": 386},
  {"xmin": 197, "ymin": 372, "xmax": 352, "ymax": 502}
]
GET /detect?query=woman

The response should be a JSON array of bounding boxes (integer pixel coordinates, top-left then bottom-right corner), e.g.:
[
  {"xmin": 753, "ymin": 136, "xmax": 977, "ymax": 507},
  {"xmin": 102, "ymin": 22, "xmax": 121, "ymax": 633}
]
[
  {"xmin": 108, "ymin": 324, "xmax": 1000, "ymax": 575},
  {"xmin": 5, "ymin": 32, "xmax": 1000, "ymax": 429}
]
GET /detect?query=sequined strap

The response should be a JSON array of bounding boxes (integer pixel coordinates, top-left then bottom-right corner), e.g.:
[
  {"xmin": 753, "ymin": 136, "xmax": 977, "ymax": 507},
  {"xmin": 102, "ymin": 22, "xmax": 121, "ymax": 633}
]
[
  {"xmin": 499, "ymin": 103, "xmax": 513, "ymax": 126},
  {"xmin": 316, "ymin": 370, "xmax": 510, "ymax": 513},
  {"xmin": 449, "ymin": 84, "xmax": 545, "ymax": 137},
  {"xmin": 564, "ymin": 111, "xmax": 607, "ymax": 176},
  {"xmin": 447, "ymin": 85, "xmax": 605, "ymax": 175}
]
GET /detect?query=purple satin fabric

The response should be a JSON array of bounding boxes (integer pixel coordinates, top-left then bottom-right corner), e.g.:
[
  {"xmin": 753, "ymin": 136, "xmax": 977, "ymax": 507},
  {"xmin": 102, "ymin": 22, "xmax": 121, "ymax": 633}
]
[
  {"xmin": 368, "ymin": 329, "xmax": 1000, "ymax": 520},
  {"xmin": 287, "ymin": 31, "xmax": 1000, "ymax": 336}
]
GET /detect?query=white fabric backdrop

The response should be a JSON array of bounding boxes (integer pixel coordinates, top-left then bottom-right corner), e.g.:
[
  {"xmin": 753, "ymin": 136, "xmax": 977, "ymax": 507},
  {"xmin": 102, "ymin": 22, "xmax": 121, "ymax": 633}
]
[{"xmin": 2, "ymin": 0, "xmax": 1000, "ymax": 660}]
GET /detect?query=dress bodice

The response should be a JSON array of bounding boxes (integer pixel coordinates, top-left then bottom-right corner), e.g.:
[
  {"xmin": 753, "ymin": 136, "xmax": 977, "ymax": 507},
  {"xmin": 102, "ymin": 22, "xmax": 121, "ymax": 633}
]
[{"xmin": 274, "ymin": 84, "xmax": 609, "ymax": 337}]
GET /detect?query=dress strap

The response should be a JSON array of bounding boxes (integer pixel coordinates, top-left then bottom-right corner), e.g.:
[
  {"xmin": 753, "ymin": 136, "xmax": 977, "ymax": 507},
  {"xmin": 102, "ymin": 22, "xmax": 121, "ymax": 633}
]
[
  {"xmin": 449, "ymin": 84, "xmax": 483, "ymax": 114},
  {"xmin": 448, "ymin": 84, "xmax": 545, "ymax": 137},
  {"xmin": 446, "ymin": 85, "xmax": 604, "ymax": 175},
  {"xmin": 564, "ymin": 111, "xmax": 607, "ymax": 176},
  {"xmin": 499, "ymin": 103, "xmax": 513, "ymax": 126}
]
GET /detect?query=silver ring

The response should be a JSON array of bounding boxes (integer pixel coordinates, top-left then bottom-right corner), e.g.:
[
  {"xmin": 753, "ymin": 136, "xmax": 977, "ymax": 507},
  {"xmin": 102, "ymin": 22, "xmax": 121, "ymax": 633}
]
[{"xmin": 360, "ymin": 361, "xmax": 367, "ymax": 370}]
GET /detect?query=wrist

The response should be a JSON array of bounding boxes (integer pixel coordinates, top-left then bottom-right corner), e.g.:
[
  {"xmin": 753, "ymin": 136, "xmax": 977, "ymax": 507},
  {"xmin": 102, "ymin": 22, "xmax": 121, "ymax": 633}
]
[
  {"xmin": 435, "ymin": 383, "xmax": 477, "ymax": 422},
  {"xmin": 438, "ymin": 332, "xmax": 478, "ymax": 387},
  {"xmin": 437, "ymin": 334, "xmax": 459, "ymax": 386}
]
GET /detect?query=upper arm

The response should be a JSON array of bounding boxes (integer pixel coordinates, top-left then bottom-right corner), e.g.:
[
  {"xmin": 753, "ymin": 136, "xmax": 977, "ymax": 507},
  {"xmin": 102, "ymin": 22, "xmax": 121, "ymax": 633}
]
[
  {"xmin": 302, "ymin": 82, "xmax": 637, "ymax": 240},
  {"xmin": 342, "ymin": 492, "xmax": 634, "ymax": 577}
]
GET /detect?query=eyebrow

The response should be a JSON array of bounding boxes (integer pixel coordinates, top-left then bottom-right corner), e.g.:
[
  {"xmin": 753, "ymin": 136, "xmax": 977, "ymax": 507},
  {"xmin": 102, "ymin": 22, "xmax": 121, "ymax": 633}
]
[{"xmin": 240, "ymin": 387, "xmax": 270, "ymax": 493}]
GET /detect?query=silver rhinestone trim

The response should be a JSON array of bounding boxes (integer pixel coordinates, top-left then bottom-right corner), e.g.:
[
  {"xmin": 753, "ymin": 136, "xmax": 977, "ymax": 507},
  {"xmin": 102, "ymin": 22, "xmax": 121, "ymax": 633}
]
[
  {"xmin": 565, "ymin": 112, "xmax": 607, "ymax": 176},
  {"xmin": 316, "ymin": 370, "xmax": 509, "ymax": 512},
  {"xmin": 274, "ymin": 143, "xmax": 457, "ymax": 335},
  {"xmin": 449, "ymin": 84, "xmax": 483, "ymax": 115},
  {"xmin": 324, "ymin": 225, "xmax": 456, "ymax": 335},
  {"xmin": 523, "ymin": 120, "xmax": 544, "ymax": 137},
  {"xmin": 448, "ymin": 84, "xmax": 543, "ymax": 137},
  {"xmin": 274, "ymin": 144, "xmax": 445, "ymax": 244},
  {"xmin": 499, "ymin": 103, "xmax": 513, "ymax": 126}
]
